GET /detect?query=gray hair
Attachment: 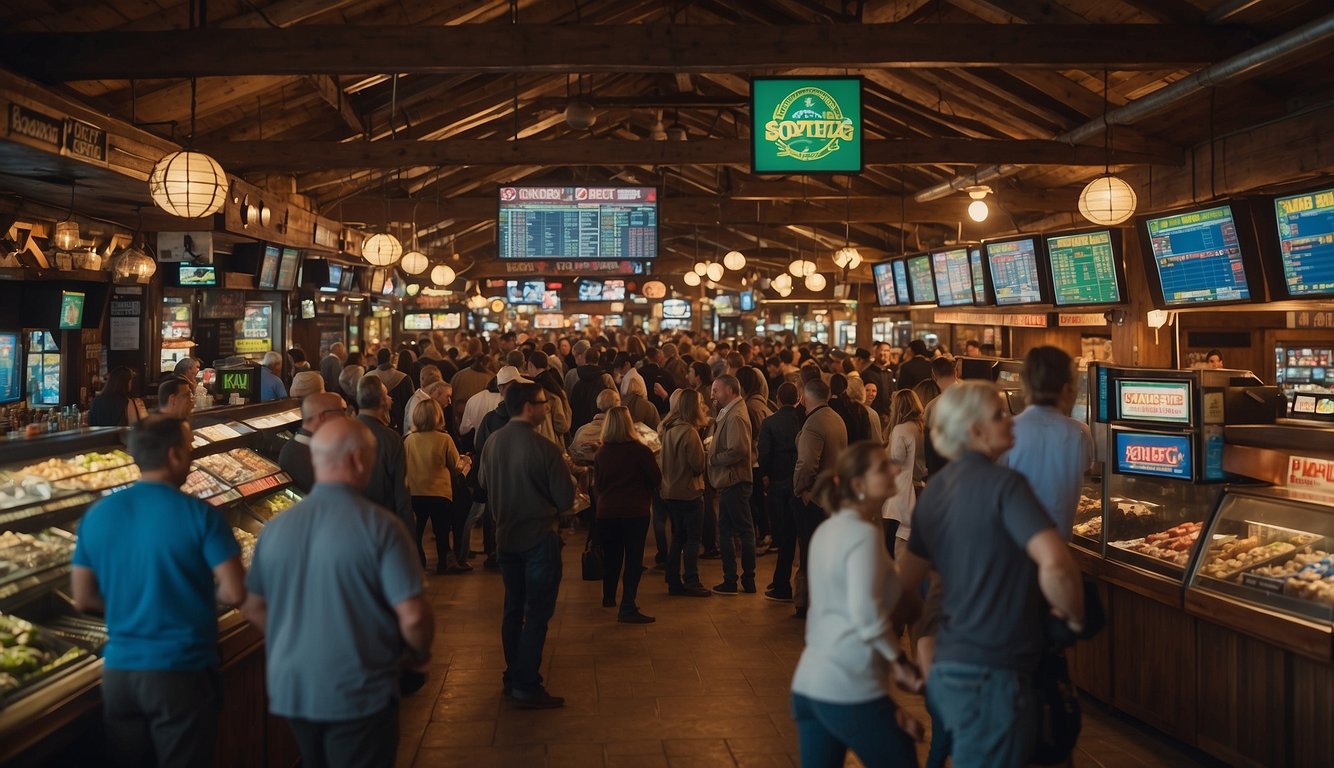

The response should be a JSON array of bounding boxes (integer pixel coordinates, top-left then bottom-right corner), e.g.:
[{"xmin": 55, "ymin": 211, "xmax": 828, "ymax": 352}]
[
  {"xmin": 261, "ymin": 350, "xmax": 283, "ymax": 369},
  {"xmin": 845, "ymin": 377, "xmax": 866, "ymax": 405},
  {"xmin": 595, "ymin": 388, "xmax": 621, "ymax": 412},
  {"xmin": 338, "ymin": 365, "xmax": 364, "ymax": 396},
  {"xmin": 930, "ymin": 380, "xmax": 1003, "ymax": 461},
  {"xmin": 624, "ymin": 373, "xmax": 647, "ymax": 398},
  {"xmin": 424, "ymin": 380, "xmax": 451, "ymax": 396}
]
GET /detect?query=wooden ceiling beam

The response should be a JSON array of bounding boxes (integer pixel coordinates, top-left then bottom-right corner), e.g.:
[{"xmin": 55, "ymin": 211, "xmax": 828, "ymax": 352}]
[
  {"xmin": 1, "ymin": 24, "xmax": 1257, "ymax": 81},
  {"xmin": 305, "ymin": 76, "xmax": 365, "ymax": 135},
  {"xmin": 197, "ymin": 137, "xmax": 1179, "ymax": 172}
]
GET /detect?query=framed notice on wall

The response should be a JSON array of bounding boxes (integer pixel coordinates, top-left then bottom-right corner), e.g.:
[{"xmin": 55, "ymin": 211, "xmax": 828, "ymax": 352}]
[{"xmin": 751, "ymin": 77, "xmax": 862, "ymax": 174}]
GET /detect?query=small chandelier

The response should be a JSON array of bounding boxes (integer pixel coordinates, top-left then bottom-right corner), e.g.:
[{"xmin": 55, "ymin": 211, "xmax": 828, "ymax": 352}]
[
  {"xmin": 400, "ymin": 250, "xmax": 428, "ymax": 275},
  {"xmin": 54, "ymin": 220, "xmax": 80, "ymax": 251},
  {"xmin": 111, "ymin": 245, "xmax": 157, "ymax": 282},
  {"xmin": 1079, "ymin": 175, "xmax": 1137, "ymax": 226},
  {"xmin": 363, "ymin": 233, "xmax": 403, "ymax": 267},
  {"xmin": 833, "ymin": 246, "xmax": 862, "ymax": 270},
  {"xmin": 430, "ymin": 264, "xmax": 456, "ymax": 286},
  {"xmin": 723, "ymin": 250, "xmax": 746, "ymax": 271}
]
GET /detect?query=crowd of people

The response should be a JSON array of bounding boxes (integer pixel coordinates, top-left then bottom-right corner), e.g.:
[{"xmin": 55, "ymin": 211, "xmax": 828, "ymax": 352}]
[{"xmin": 73, "ymin": 325, "xmax": 1099, "ymax": 768}]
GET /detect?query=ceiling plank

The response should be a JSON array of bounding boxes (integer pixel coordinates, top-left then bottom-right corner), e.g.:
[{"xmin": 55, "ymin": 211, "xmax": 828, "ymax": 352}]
[
  {"xmin": 305, "ymin": 76, "xmax": 365, "ymax": 135},
  {"xmin": 0, "ymin": 24, "xmax": 1257, "ymax": 81},
  {"xmin": 196, "ymin": 137, "xmax": 1180, "ymax": 172}
]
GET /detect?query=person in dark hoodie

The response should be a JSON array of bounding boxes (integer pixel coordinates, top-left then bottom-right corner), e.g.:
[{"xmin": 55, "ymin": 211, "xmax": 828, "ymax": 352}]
[
  {"xmin": 639, "ymin": 347, "xmax": 672, "ymax": 414},
  {"xmin": 569, "ymin": 357, "xmax": 614, "ymax": 434},
  {"xmin": 363, "ymin": 348, "xmax": 416, "ymax": 431}
]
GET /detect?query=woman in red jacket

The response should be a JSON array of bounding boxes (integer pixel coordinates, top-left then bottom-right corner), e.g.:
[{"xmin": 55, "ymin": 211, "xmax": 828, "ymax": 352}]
[{"xmin": 594, "ymin": 406, "xmax": 662, "ymax": 624}]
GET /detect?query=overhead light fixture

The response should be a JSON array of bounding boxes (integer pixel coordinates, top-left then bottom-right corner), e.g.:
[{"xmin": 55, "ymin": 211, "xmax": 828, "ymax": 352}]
[
  {"xmin": 405, "ymin": 283, "xmax": 421, "ymax": 296},
  {"xmin": 693, "ymin": 261, "xmax": 709, "ymax": 276},
  {"xmin": 772, "ymin": 273, "xmax": 793, "ymax": 292},
  {"xmin": 666, "ymin": 110, "xmax": 688, "ymax": 141},
  {"xmin": 111, "ymin": 244, "xmax": 157, "ymax": 282},
  {"xmin": 832, "ymin": 246, "xmax": 862, "ymax": 270},
  {"xmin": 787, "ymin": 259, "xmax": 816, "ymax": 278},
  {"xmin": 489, "ymin": 297, "xmax": 507, "ymax": 313},
  {"xmin": 564, "ymin": 98, "xmax": 596, "ymax": 130},
  {"xmin": 965, "ymin": 185, "xmax": 992, "ymax": 223},
  {"xmin": 149, "ymin": 151, "xmax": 228, "ymax": 218},
  {"xmin": 363, "ymin": 232, "xmax": 403, "ymax": 266},
  {"xmin": 683, "ymin": 271, "xmax": 701, "ymax": 287},
  {"xmin": 1079, "ymin": 174, "xmax": 1137, "ymax": 226},
  {"xmin": 723, "ymin": 250, "xmax": 746, "ymax": 271},
  {"xmin": 650, "ymin": 110, "xmax": 668, "ymax": 141},
  {"xmin": 55, "ymin": 178, "xmax": 80, "ymax": 250},
  {"xmin": 705, "ymin": 262, "xmax": 724, "ymax": 282},
  {"xmin": 400, "ymin": 250, "xmax": 428, "ymax": 275},
  {"xmin": 804, "ymin": 273, "xmax": 827, "ymax": 291},
  {"xmin": 431, "ymin": 264, "xmax": 456, "ymax": 286}
]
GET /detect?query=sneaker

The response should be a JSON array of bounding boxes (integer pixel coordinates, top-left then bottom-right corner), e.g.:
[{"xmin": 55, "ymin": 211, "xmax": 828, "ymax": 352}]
[
  {"xmin": 618, "ymin": 611, "xmax": 655, "ymax": 624},
  {"xmin": 511, "ymin": 688, "xmax": 565, "ymax": 710},
  {"xmin": 764, "ymin": 589, "xmax": 794, "ymax": 603},
  {"xmin": 711, "ymin": 582, "xmax": 739, "ymax": 596},
  {"xmin": 741, "ymin": 581, "xmax": 757, "ymax": 594},
  {"xmin": 699, "ymin": 549, "xmax": 721, "ymax": 560}
]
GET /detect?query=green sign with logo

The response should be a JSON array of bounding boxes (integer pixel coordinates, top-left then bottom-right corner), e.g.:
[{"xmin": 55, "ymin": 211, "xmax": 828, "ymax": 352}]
[{"xmin": 751, "ymin": 77, "xmax": 862, "ymax": 174}]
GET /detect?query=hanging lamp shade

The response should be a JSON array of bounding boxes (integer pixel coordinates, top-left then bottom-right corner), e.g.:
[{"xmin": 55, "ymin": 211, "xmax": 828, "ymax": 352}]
[
  {"xmin": 967, "ymin": 199, "xmax": 990, "ymax": 223},
  {"xmin": 430, "ymin": 264, "xmax": 456, "ymax": 286},
  {"xmin": 772, "ymin": 273, "xmax": 793, "ymax": 292},
  {"xmin": 683, "ymin": 271, "xmax": 702, "ymax": 287},
  {"xmin": 405, "ymin": 283, "xmax": 421, "ymax": 296},
  {"xmin": 693, "ymin": 261, "xmax": 709, "ymax": 276},
  {"xmin": 1078, "ymin": 175, "xmax": 1137, "ymax": 226},
  {"xmin": 723, "ymin": 250, "xmax": 746, "ymax": 271},
  {"xmin": 148, "ymin": 151, "xmax": 227, "ymax": 218},
  {"xmin": 54, "ymin": 220, "xmax": 80, "ymax": 251},
  {"xmin": 363, "ymin": 233, "xmax": 403, "ymax": 266},
  {"xmin": 705, "ymin": 262, "xmax": 725, "ymax": 282},
  {"xmin": 804, "ymin": 272, "xmax": 827, "ymax": 291},
  {"xmin": 400, "ymin": 250, "xmax": 429, "ymax": 275},
  {"xmin": 833, "ymin": 247, "xmax": 862, "ymax": 269},
  {"xmin": 111, "ymin": 245, "xmax": 157, "ymax": 282}
]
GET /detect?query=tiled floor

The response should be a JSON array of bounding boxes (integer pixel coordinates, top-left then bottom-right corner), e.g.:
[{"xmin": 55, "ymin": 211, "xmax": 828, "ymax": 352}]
[{"xmin": 398, "ymin": 528, "xmax": 1218, "ymax": 767}]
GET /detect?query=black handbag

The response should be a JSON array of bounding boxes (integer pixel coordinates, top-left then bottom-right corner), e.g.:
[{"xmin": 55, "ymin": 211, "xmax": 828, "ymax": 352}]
[
  {"xmin": 1030, "ymin": 649, "xmax": 1081, "ymax": 765},
  {"xmin": 581, "ymin": 537, "xmax": 603, "ymax": 581}
]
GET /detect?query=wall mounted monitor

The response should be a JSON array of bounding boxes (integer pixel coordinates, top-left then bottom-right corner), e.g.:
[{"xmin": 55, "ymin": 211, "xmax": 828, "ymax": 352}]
[
  {"xmin": 1262, "ymin": 184, "xmax": 1334, "ymax": 299},
  {"xmin": 339, "ymin": 267, "xmax": 357, "ymax": 292},
  {"xmin": 740, "ymin": 290, "xmax": 755, "ymax": 312},
  {"xmin": 906, "ymin": 253, "xmax": 936, "ymax": 304},
  {"xmin": 322, "ymin": 264, "xmax": 343, "ymax": 293},
  {"xmin": 891, "ymin": 259, "xmax": 910, "ymax": 305},
  {"xmin": 930, "ymin": 247, "xmax": 974, "ymax": 307},
  {"xmin": 984, "ymin": 235, "xmax": 1047, "ymax": 306},
  {"xmin": 1137, "ymin": 200, "xmax": 1264, "ymax": 308},
  {"xmin": 662, "ymin": 298, "xmax": 691, "ymax": 319},
  {"xmin": 968, "ymin": 246, "xmax": 992, "ymax": 305},
  {"xmin": 299, "ymin": 298, "xmax": 316, "ymax": 320},
  {"xmin": 276, "ymin": 248, "xmax": 301, "ymax": 291},
  {"xmin": 871, "ymin": 261, "xmax": 899, "ymax": 307},
  {"xmin": 0, "ymin": 331, "xmax": 19, "ymax": 403},
  {"xmin": 58, "ymin": 290, "xmax": 85, "ymax": 330},
  {"xmin": 178, "ymin": 263, "xmax": 218, "ymax": 287},
  {"xmin": 497, "ymin": 186, "xmax": 657, "ymax": 260},
  {"xmin": 256, "ymin": 245, "xmax": 280, "ymax": 290},
  {"xmin": 714, "ymin": 295, "xmax": 740, "ymax": 317},
  {"xmin": 1115, "ymin": 379, "xmax": 1193, "ymax": 425},
  {"xmin": 533, "ymin": 314, "xmax": 564, "ymax": 329},
  {"xmin": 403, "ymin": 312, "xmax": 432, "ymax": 331},
  {"xmin": 1044, "ymin": 228, "xmax": 1126, "ymax": 307},
  {"xmin": 1113, "ymin": 429, "xmax": 1194, "ymax": 481},
  {"xmin": 432, "ymin": 312, "xmax": 462, "ymax": 330},
  {"xmin": 506, "ymin": 279, "xmax": 547, "ymax": 305},
  {"xmin": 574, "ymin": 278, "xmax": 628, "ymax": 301},
  {"xmin": 541, "ymin": 290, "xmax": 561, "ymax": 312}
]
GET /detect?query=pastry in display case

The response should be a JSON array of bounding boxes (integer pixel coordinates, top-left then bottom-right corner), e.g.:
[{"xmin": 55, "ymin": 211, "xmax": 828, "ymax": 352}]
[
  {"xmin": 1188, "ymin": 487, "xmax": 1334, "ymax": 622},
  {"xmin": 248, "ymin": 487, "xmax": 301, "ymax": 522},
  {"xmin": 1103, "ymin": 472, "xmax": 1221, "ymax": 578},
  {"xmin": 192, "ymin": 449, "xmax": 280, "ymax": 487},
  {"xmin": 1071, "ymin": 476, "xmax": 1103, "ymax": 549},
  {"xmin": 0, "ymin": 612, "xmax": 92, "ymax": 706}
]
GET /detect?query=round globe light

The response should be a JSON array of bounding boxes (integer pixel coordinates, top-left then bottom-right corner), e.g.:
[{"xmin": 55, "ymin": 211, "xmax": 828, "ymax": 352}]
[
  {"xmin": 148, "ymin": 151, "xmax": 228, "ymax": 218},
  {"xmin": 693, "ymin": 261, "xmax": 709, "ymax": 276},
  {"xmin": 400, "ymin": 250, "xmax": 429, "ymax": 275},
  {"xmin": 705, "ymin": 262, "xmax": 725, "ymax": 282},
  {"xmin": 788, "ymin": 259, "xmax": 806, "ymax": 277},
  {"xmin": 772, "ymin": 273, "xmax": 793, "ymax": 292},
  {"xmin": 1079, "ymin": 175, "xmax": 1138, "ymax": 226},
  {"xmin": 362, "ymin": 233, "xmax": 403, "ymax": 266},
  {"xmin": 489, "ymin": 298, "xmax": 506, "ymax": 314},
  {"xmin": 967, "ymin": 199, "xmax": 990, "ymax": 223},
  {"xmin": 723, "ymin": 250, "xmax": 746, "ymax": 271},
  {"xmin": 431, "ymin": 264, "xmax": 456, "ymax": 286},
  {"xmin": 804, "ymin": 272, "xmax": 827, "ymax": 291},
  {"xmin": 683, "ymin": 271, "xmax": 701, "ymax": 287}
]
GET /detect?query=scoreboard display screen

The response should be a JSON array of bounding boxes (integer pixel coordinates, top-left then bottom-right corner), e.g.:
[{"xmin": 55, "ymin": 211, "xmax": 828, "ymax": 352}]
[{"xmin": 498, "ymin": 186, "xmax": 657, "ymax": 260}]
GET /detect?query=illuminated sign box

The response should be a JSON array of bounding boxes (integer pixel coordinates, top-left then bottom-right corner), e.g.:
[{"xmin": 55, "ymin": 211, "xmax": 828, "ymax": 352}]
[
  {"xmin": 1115, "ymin": 431, "xmax": 1194, "ymax": 481},
  {"xmin": 751, "ymin": 77, "xmax": 862, "ymax": 174},
  {"xmin": 1116, "ymin": 379, "xmax": 1192, "ymax": 424}
]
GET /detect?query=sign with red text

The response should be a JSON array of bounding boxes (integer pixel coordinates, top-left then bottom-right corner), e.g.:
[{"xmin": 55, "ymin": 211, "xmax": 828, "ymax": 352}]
[
  {"xmin": 1286, "ymin": 455, "xmax": 1334, "ymax": 496},
  {"xmin": 1115, "ymin": 431, "xmax": 1193, "ymax": 480},
  {"xmin": 1116, "ymin": 380, "xmax": 1191, "ymax": 424}
]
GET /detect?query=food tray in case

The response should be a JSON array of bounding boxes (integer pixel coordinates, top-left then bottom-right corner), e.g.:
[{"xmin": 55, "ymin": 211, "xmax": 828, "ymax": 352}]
[{"xmin": 0, "ymin": 612, "xmax": 93, "ymax": 709}]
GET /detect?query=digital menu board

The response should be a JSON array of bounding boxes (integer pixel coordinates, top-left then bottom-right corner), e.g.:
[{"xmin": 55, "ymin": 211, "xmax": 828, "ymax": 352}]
[
  {"xmin": 257, "ymin": 245, "xmax": 280, "ymax": 290},
  {"xmin": 1114, "ymin": 430, "xmax": 1194, "ymax": 481},
  {"xmin": 906, "ymin": 254, "xmax": 936, "ymax": 304},
  {"xmin": 930, "ymin": 247, "xmax": 974, "ymax": 307},
  {"xmin": 541, "ymin": 290, "xmax": 561, "ymax": 311},
  {"xmin": 404, "ymin": 313, "xmax": 432, "ymax": 331},
  {"xmin": 892, "ymin": 260, "xmax": 910, "ymax": 305},
  {"xmin": 497, "ymin": 186, "xmax": 657, "ymax": 260},
  {"xmin": 1046, "ymin": 229, "xmax": 1123, "ymax": 306},
  {"xmin": 179, "ymin": 264, "xmax": 217, "ymax": 287},
  {"xmin": 969, "ymin": 247, "xmax": 988, "ymax": 304},
  {"xmin": 1140, "ymin": 203, "xmax": 1254, "ymax": 306},
  {"xmin": 662, "ymin": 299, "xmax": 691, "ymax": 319},
  {"xmin": 0, "ymin": 332, "xmax": 20, "ymax": 403},
  {"xmin": 1116, "ymin": 379, "xmax": 1192, "ymax": 424},
  {"xmin": 1272, "ymin": 186, "xmax": 1334, "ymax": 297},
  {"xmin": 871, "ymin": 261, "xmax": 899, "ymax": 307},
  {"xmin": 1276, "ymin": 346, "xmax": 1331, "ymax": 391},
  {"xmin": 984, "ymin": 236, "xmax": 1045, "ymax": 306},
  {"xmin": 276, "ymin": 248, "xmax": 301, "ymax": 291}
]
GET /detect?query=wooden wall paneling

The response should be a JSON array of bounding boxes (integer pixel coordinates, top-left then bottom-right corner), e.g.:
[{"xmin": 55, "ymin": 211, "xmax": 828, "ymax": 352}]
[
  {"xmin": 1194, "ymin": 620, "xmax": 1288, "ymax": 768},
  {"xmin": 1109, "ymin": 585, "xmax": 1197, "ymax": 743},
  {"xmin": 1289, "ymin": 653, "xmax": 1334, "ymax": 768},
  {"xmin": 1176, "ymin": 311, "xmax": 1285, "ymax": 375},
  {"xmin": 1113, "ymin": 231, "xmax": 1172, "ymax": 369},
  {"xmin": 1010, "ymin": 325, "xmax": 1084, "ymax": 359},
  {"xmin": 215, "ymin": 641, "xmax": 267, "ymax": 768},
  {"xmin": 1067, "ymin": 577, "xmax": 1114, "ymax": 702}
]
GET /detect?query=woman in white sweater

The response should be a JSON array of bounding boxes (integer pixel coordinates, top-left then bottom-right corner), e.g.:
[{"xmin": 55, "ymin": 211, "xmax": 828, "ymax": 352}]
[
  {"xmin": 790, "ymin": 441, "xmax": 923, "ymax": 768},
  {"xmin": 882, "ymin": 389, "xmax": 926, "ymax": 558}
]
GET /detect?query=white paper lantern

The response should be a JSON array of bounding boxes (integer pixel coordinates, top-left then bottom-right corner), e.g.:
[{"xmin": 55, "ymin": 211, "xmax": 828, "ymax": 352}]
[
  {"xmin": 723, "ymin": 250, "xmax": 746, "ymax": 271},
  {"xmin": 363, "ymin": 233, "xmax": 403, "ymax": 266},
  {"xmin": 772, "ymin": 272, "xmax": 793, "ymax": 292},
  {"xmin": 400, "ymin": 250, "xmax": 429, "ymax": 275},
  {"xmin": 1079, "ymin": 175, "xmax": 1137, "ymax": 226},
  {"xmin": 430, "ymin": 264, "xmax": 456, "ymax": 286},
  {"xmin": 833, "ymin": 247, "xmax": 862, "ymax": 269},
  {"xmin": 693, "ymin": 261, "xmax": 709, "ymax": 276},
  {"xmin": 804, "ymin": 272, "xmax": 827, "ymax": 291},
  {"xmin": 683, "ymin": 271, "xmax": 701, "ymax": 286},
  {"xmin": 967, "ymin": 199, "xmax": 990, "ymax": 222},
  {"xmin": 705, "ymin": 262, "xmax": 725, "ymax": 282},
  {"xmin": 148, "ymin": 151, "xmax": 228, "ymax": 218}
]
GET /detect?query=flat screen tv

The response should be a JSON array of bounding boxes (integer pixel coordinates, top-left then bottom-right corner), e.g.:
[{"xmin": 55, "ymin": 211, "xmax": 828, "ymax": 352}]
[
  {"xmin": 541, "ymin": 290, "xmax": 561, "ymax": 312},
  {"xmin": 0, "ymin": 332, "xmax": 20, "ymax": 403},
  {"xmin": 339, "ymin": 267, "xmax": 356, "ymax": 292},
  {"xmin": 497, "ymin": 186, "xmax": 657, "ymax": 260},
  {"xmin": 276, "ymin": 248, "xmax": 301, "ymax": 291},
  {"xmin": 891, "ymin": 260, "xmax": 910, "ymax": 305},
  {"xmin": 432, "ymin": 312, "xmax": 462, "ymax": 330},
  {"xmin": 1044, "ymin": 228, "xmax": 1126, "ymax": 307},
  {"xmin": 576, "ymin": 278, "xmax": 604, "ymax": 302},
  {"xmin": 740, "ymin": 290, "xmax": 755, "ymax": 312},
  {"xmin": 984, "ymin": 235, "xmax": 1047, "ymax": 306},
  {"xmin": 322, "ymin": 264, "xmax": 342, "ymax": 293},
  {"xmin": 662, "ymin": 299, "xmax": 691, "ymax": 319},
  {"xmin": 403, "ymin": 312, "xmax": 432, "ymax": 331},
  {"xmin": 299, "ymin": 298, "xmax": 316, "ymax": 320},
  {"xmin": 506, "ymin": 280, "xmax": 546, "ymax": 305},
  {"xmin": 871, "ymin": 261, "xmax": 899, "ymax": 307},
  {"xmin": 59, "ymin": 290, "xmax": 85, "ymax": 330},
  {"xmin": 1137, "ymin": 200, "xmax": 1264, "ymax": 308},
  {"xmin": 906, "ymin": 254, "xmax": 936, "ymax": 304},
  {"xmin": 714, "ymin": 295, "xmax": 740, "ymax": 317},
  {"xmin": 179, "ymin": 263, "xmax": 218, "ymax": 287},
  {"xmin": 257, "ymin": 245, "xmax": 280, "ymax": 290},
  {"xmin": 930, "ymin": 247, "xmax": 974, "ymax": 307},
  {"xmin": 968, "ymin": 246, "xmax": 992, "ymax": 305},
  {"xmin": 1260, "ymin": 184, "xmax": 1334, "ymax": 299}
]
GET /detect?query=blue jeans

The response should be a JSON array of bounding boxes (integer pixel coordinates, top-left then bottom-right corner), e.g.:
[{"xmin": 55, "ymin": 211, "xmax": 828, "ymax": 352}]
[
  {"xmin": 662, "ymin": 497, "xmax": 704, "ymax": 589},
  {"xmin": 926, "ymin": 661, "xmax": 1038, "ymax": 768},
  {"xmin": 791, "ymin": 692, "xmax": 917, "ymax": 768},
  {"xmin": 499, "ymin": 531, "xmax": 563, "ymax": 695},
  {"xmin": 717, "ymin": 482, "xmax": 756, "ymax": 586}
]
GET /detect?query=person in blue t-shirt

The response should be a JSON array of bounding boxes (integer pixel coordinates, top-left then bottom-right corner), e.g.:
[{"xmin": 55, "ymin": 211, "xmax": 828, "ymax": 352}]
[
  {"xmin": 259, "ymin": 350, "xmax": 289, "ymax": 401},
  {"xmin": 72, "ymin": 416, "xmax": 245, "ymax": 768}
]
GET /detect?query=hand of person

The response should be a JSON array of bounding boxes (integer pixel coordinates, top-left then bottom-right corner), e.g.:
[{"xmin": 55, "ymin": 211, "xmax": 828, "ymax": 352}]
[
  {"xmin": 1051, "ymin": 606, "xmax": 1085, "ymax": 635},
  {"xmin": 456, "ymin": 455, "xmax": 473, "ymax": 474},
  {"xmin": 889, "ymin": 656, "xmax": 924, "ymax": 694},
  {"xmin": 654, "ymin": 382, "xmax": 669, "ymax": 399},
  {"xmin": 895, "ymin": 707, "xmax": 926, "ymax": 742}
]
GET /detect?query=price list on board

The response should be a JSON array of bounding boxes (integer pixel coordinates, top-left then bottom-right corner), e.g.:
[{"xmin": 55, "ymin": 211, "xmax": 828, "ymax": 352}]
[
  {"xmin": 1274, "ymin": 188, "xmax": 1334, "ymax": 296},
  {"xmin": 986, "ymin": 239, "xmax": 1043, "ymax": 305},
  {"xmin": 1048, "ymin": 230, "xmax": 1120, "ymax": 305},
  {"xmin": 498, "ymin": 187, "xmax": 657, "ymax": 260},
  {"xmin": 1145, "ymin": 205, "xmax": 1250, "ymax": 304}
]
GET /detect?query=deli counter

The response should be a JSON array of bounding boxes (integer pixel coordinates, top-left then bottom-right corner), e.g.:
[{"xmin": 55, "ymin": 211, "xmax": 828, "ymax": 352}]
[{"xmin": 0, "ymin": 400, "xmax": 303, "ymax": 767}]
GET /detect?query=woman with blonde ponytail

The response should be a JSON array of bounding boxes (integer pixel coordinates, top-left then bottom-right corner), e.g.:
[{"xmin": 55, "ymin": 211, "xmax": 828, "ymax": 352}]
[{"xmin": 790, "ymin": 440, "xmax": 924, "ymax": 767}]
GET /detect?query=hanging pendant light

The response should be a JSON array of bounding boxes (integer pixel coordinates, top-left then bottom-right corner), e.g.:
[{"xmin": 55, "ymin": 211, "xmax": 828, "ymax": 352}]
[
  {"xmin": 683, "ymin": 271, "xmax": 702, "ymax": 287},
  {"xmin": 1079, "ymin": 175, "xmax": 1137, "ymax": 226},
  {"xmin": 400, "ymin": 250, "xmax": 428, "ymax": 275},
  {"xmin": 430, "ymin": 264, "xmax": 456, "ymax": 286},
  {"xmin": 693, "ymin": 261, "xmax": 709, "ymax": 276},
  {"xmin": 833, "ymin": 246, "xmax": 862, "ymax": 270},
  {"xmin": 772, "ymin": 273, "xmax": 793, "ymax": 292},
  {"xmin": 705, "ymin": 262, "xmax": 724, "ymax": 282},
  {"xmin": 964, "ymin": 185, "xmax": 992, "ymax": 223},
  {"xmin": 804, "ymin": 273, "xmax": 827, "ymax": 291},
  {"xmin": 148, "ymin": 78, "xmax": 227, "ymax": 218},
  {"xmin": 111, "ymin": 244, "xmax": 157, "ymax": 282},
  {"xmin": 363, "ymin": 232, "xmax": 403, "ymax": 266},
  {"xmin": 54, "ymin": 178, "xmax": 80, "ymax": 250},
  {"xmin": 723, "ymin": 250, "xmax": 746, "ymax": 271}
]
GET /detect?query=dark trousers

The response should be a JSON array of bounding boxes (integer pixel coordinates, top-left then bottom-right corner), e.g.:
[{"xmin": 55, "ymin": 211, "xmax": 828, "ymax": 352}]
[
  {"xmin": 701, "ymin": 486, "xmax": 717, "ymax": 551},
  {"xmin": 499, "ymin": 530, "xmax": 563, "ymax": 694},
  {"xmin": 650, "ymin": 493, "xmax": 669, "ymax": 565},
  {"xmin": 412, "ymin": 495, "xmax": 451, "ymax": 569},
  {"xmin": 794, "ymin": 500, "xmax": 827, "ymax": 610},
  {"xmin": 102, "ymin": 667, "xmax": 222, "ymax": 768},
  {"xmin": 718, "ymin": 481, "xmax": 756, "ymax": 586},
  {"xmin": 749, "ymin": 468, "xmax": 769, "ymax": 540},
  {"xmin": 599, "ymin": 516, "xmax": 650, "ymax": 615},
  {"xmin": 766, "ymin": 480, "xmax": 798, "ymax": 595},
  {"xmin": 881, "ymin": 518, "xmax": 901, "ymax": 558},
  {"xmin": 663, "ymin": 497, "xmax": 704, "ymax": 589},
  {"xmin": 791, "ymin": 692, "xmax": 917, "ymax": 768},
  {"xmin": 288, "ymin": 700, "xmax": 399, "ymax": 768},
  {"xmin": 450, "ymin": 472, "xmax": 474, "ymax": 563}
]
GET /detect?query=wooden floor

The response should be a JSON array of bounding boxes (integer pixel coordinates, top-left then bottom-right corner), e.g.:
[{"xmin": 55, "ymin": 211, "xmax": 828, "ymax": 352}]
[{"xmin": 397, "ymin": 527, "xmax": 1220, "ymax": 768}]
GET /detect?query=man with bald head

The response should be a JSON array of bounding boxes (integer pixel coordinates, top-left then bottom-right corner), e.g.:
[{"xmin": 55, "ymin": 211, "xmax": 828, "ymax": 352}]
[
  {"xmin": 243, "ymin": 417, "xmax": 433, "ymax": 768},
  {"xmin": 278, "ymin": 391, "xmax": 346, "ymax": 493}
]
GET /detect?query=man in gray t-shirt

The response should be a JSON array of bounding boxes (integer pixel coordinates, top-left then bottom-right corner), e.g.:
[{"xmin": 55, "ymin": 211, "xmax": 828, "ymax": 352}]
[{"xmin": 243, "ymin": 417, "xmax": 434, "ymax": 767}]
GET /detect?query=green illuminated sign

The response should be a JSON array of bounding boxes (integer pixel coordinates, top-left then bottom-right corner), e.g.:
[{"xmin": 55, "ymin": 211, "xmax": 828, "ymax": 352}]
[
  {"xmin": 751, "ymin": 77, "xmax": 862, "ymax": 174},
  {"xmin": 220, "ymin": 370, "xmax": 253, "ymax": 393}
]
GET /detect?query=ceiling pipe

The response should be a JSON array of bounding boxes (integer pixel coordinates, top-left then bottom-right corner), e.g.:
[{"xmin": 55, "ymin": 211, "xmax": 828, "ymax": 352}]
[{"xmin": 913, "ymin": 12, "xmax": 1334, "ymax": 203}]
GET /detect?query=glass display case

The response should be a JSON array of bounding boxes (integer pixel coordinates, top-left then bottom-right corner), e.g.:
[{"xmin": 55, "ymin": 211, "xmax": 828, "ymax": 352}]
[
  {"xmin": 1071, "ymin": 473, "xmax": 1104, "ymax": 552},
  {"xmin": 1103, "ymin": 472, "xmax": 1220, "ymax": 578}
]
